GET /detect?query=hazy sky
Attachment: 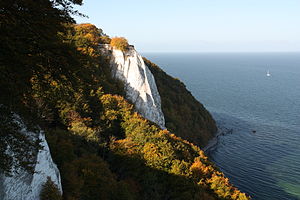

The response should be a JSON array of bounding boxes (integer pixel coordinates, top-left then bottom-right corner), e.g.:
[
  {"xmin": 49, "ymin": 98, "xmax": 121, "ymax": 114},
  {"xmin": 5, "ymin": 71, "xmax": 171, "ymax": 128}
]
[{"xmin": 74, "ymin": 0, "xmax": 300, "ymax": 52}]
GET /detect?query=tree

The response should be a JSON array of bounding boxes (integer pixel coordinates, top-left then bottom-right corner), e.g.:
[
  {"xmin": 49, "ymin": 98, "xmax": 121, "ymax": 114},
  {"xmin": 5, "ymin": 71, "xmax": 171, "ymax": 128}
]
[
  {"xmin": 100, "ymin": 35, "xmax": 112, "ymax": 44},
  {"xmin": 62, "ymin": 155, "xmax": 135, "ymax": 200},
  {"xmin": 0, "ymin": 0, "xmax": 82, "ymax": 174},
  {"xmin": 110, "ymin": 37, "xmax": 129, "ymax": 51},
  {"xmin": 40, "ymin": 177, "xmax": 62, "ymax": 200}
]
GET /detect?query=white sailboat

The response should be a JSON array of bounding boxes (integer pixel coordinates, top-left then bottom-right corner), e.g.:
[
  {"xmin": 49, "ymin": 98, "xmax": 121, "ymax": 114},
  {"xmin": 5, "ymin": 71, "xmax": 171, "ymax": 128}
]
[{"xmin": 266, "ymin": 70, "xmax": 271, "ymax": 77}]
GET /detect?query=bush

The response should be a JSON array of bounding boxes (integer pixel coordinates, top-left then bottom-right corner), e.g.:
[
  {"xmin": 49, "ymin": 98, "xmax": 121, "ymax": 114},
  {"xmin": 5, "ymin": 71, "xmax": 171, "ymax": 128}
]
[
  {"xmin": 40, "ymin": 177, "xmax": 62, "ymax": 200},
  {"xmin": 110, "ymin": 37, "xmax": 129, "ymax": 51},
  {"xmin": 100, "ymin": 35, "xmax": 111, "ymax": 44}
]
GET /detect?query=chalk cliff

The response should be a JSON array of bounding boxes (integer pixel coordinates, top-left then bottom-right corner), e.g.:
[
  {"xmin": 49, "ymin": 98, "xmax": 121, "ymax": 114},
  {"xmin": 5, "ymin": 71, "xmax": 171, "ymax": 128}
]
[
  {"xmin": 101, "ymin": 45, "xmax": 165, "ymax": 129},
  {"xmin": 0, "ymin": 114, "xmax": 62, "ymax": 200}
]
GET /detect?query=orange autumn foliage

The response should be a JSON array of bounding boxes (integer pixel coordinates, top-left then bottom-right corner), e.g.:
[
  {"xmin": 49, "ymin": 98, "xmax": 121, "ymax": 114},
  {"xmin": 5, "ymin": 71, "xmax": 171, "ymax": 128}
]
[{"xmin": 110, "ymin": 37, "xmax": 129, "ymax": 51}]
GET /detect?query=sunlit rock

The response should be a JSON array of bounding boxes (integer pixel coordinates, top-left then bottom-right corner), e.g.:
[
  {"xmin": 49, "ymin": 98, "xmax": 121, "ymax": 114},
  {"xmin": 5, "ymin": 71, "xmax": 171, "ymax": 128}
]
[{"xmin": 101, "ymin": 44, "xmax": 165, "ymax": 129}]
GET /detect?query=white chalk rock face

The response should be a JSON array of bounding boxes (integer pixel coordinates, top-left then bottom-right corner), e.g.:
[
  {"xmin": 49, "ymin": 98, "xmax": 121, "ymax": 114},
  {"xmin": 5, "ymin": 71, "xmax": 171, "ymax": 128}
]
[
  {"xmin": 103, "ymin": 45, "xmax": 165, "ymax": 128},
  {"xmin": 0, "ymin": 115, "xmax": 62, "ymax": 200}
]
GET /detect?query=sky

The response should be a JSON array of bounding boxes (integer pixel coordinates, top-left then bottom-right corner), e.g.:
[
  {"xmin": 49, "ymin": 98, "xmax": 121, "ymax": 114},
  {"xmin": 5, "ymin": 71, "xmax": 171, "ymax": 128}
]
[{"xmin": 74, "ymin": 0, "xmax": 300, "ymax": 52}]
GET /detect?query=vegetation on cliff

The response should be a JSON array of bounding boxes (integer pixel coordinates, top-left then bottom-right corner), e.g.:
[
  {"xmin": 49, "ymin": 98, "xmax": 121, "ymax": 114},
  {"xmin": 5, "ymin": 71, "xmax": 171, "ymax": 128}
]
[
  {"xmin": 47, "ymin": 93, "xmax": 248, "ymax": 200},
  {"xmin": 110, "ymin": 37, "xmax": 129, "ymax": 51},
  {"xmin": 1, "ymin": 0, "xmax": 248, "ymax": 199},
  {"xmin": 40, "ymin": 177, "xmax": 62, "ymax": 200},
  {"xmin": 144, "ymin": 58, "xmax": 217, "ymax": 147}
]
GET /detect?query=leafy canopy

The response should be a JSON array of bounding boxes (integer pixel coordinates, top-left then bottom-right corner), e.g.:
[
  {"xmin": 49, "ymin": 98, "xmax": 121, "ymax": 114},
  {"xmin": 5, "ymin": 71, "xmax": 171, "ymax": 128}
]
[{"xmin": 110, "ymin": 37, "xmax": 129, "ymax": 51}]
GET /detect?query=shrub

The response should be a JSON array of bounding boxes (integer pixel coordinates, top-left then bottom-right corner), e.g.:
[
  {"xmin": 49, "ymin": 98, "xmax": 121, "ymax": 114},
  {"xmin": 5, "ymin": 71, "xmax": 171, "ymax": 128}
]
[
  {"xmin": 40, "ymin": 177, "xmax": 62, "ymax": 200},
  {"xmin": 110, "ymin": 37, "xmax": 129, "ymax": 51},
  {"xmin": 100, "ymin": 35, "xmax": 111, "ymax": 44}
]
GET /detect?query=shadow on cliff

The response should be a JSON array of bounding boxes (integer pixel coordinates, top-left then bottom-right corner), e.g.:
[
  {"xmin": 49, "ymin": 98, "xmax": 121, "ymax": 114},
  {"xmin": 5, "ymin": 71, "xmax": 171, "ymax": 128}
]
[
  {"xmin": 108, "ymin": 49, "xmax": 165, "ymax": 129},
  {"xmin": 123, "ymin": 84, "xmax": 165, "ymax": 127}
]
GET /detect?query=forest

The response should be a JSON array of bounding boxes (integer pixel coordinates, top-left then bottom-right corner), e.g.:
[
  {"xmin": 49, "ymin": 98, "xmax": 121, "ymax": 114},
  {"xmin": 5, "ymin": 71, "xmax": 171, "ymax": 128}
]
[{"xmin": 1, "ymin": 0, "xmax": 249, "ymax": 199}]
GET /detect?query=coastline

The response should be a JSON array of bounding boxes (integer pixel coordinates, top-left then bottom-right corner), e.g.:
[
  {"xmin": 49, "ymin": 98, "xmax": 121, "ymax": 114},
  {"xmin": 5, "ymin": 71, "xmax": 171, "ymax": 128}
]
[{"xmin": 203, "ymin": 125, "xmax": 233, "ymax": 153}]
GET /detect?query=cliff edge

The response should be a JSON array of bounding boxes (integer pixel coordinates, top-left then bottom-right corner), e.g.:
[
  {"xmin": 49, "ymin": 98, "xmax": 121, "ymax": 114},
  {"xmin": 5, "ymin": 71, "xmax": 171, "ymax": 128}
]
[
  {"xmin": 100, "ymin": 44, "xmax": 216, "ymax": 146},
  {"xmin": 101, "ymin": 45, "xmax": 165, "ymax": 129}
]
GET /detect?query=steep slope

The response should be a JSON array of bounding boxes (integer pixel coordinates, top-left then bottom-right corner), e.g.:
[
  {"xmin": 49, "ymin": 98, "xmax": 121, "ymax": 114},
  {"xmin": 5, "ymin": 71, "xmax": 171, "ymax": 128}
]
[
  {"xmin": 100, "ymin": 45, "xmax": 165, "ymax": 129},
  {"xmin": 0, "ymin": 112, "xmax": 62, "ymax": 200},
  {"xmin": 47, "ymin": 94, "xmax": 249, "ymax": 200},
  {"xmin": 1, "ymin": 6, "xmax": 249, "ymax": 198},
  {"xmin": 144, "ymin": 58, "xmax": 217, "ymax": 147},
  {"xmin": 100, "ymin": 44, "xmax": 216, "ymax": 147}
]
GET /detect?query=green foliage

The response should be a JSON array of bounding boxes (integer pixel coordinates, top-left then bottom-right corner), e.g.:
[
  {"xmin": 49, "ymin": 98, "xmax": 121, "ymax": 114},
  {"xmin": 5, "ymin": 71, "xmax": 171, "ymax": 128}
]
[
  {"xmin": 70, "ymin": 23, "xmax": 104, "ymax": 56},
  {"xmin": 144, "ymin": 58, "xmax": 217, "ymax": 147},
  {"xmin": 0, "ymin": 0, "xmax": 82, "ymax": 173},
  {"xmin": 0, "ymin": 0, "xmax": 248, "ymax": 198},
  {"xmin": 63, "ymin": 155, "xmax": 135, "ymax": 200},
  {"xmin": 100, "ymin": 36, "xmax": 112, "ymax": 44},
  {"xmin": 0, "ymin": 0, "xmax": 81, "ymax": 107},
  {"xmin": 46, "ymin": 129, "xmax": 137, "ymax": 200},
  {"xmin": 110, "ymin": 37, "xmax": 129, "ymax": 51},
  {"xmin": 45, "ymin": 92, "xmax": 248, "ymax": 199},
  {"xmin": 98, "ymin": 94, "xmax": 248, "ymax": 199},
  {"xmin": 40, "ymin": 177, "xmax": 62, "ymax": 200}
]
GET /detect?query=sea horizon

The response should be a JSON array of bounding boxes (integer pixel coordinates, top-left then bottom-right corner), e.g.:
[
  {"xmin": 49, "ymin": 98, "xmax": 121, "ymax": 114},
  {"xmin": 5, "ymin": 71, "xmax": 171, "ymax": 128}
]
[{"xmin": 144, "ymin": 52, "xmax": 300, "ymax": 200}]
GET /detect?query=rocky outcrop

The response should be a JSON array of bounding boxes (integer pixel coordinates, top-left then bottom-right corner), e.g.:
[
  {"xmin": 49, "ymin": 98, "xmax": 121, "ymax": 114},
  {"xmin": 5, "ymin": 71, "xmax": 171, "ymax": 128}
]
[
  {"xmin": 0, "ymin": 114, "xmax": 62, "ymax": 200},
  {"xmin": 101, "ymin": 45, "xmax": 165, "ymax": 129}
]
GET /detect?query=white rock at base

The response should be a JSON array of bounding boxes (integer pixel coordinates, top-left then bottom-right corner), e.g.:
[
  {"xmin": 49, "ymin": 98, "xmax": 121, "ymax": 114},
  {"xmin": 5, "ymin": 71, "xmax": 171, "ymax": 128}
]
[{"xmin": 0, "ymin": 115, "xmax": 62, "ymax": 200}]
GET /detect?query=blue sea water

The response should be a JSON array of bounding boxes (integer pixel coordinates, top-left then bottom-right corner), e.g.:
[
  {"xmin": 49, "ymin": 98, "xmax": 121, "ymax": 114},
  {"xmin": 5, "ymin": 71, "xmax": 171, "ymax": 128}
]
[{"xmin": 144, "ymin": 52, "xmax": 300, "ymax": 200}]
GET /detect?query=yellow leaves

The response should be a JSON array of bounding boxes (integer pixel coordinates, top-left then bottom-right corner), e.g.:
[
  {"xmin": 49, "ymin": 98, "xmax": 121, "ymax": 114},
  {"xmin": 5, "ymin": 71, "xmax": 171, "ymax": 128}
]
[
  {"xmin": 142, "ymin": 143, "xmax": 161, "ymax": 161},
  {"xmin": 205, "ymin": 172, "xmax": 250, "ymax": 200},
  {"xmin": 100, "ymin": 94, "xmax": 134, "ymax": 120},
  {"xmin": 74, "ymin": 24, "xmax": 99, "ymax": 36},
  {"xmin": 141, "ymin": 141, "xmax": 179, "ymax": 171},
  {"xmin": 89, "ymin": 87, "xmax": 104, "ymax": 98},
  {"xmin": 43, "ymin": 74, "xmax": 51, "ymax": 80},
  {"xmin": 77, "ymin": 47, "xmax": 96, "ymax": 57},
  {"xmin": 110, "ymin": 138, "xmax": 139, "ymax": 155},
  {"xmin": 100, "ymin": 94, "xmax": 120, "ymax": 107},
  {"xmin": 110, "ymin": 37, "xmax": 129, "ymax": 52},
  {"xmin": 207, "ymin": 173, "xmax": 232, "ymax": 198},
  {"xmin": 170, "ymin": 159, "xmax": 191, "ymax": 176},
  {"xmin": 103, "ymin": 110, "xmax": 118, "ymax": 121},
  {"xmin": 40, "ymin": 73, "xmax": 247, "ymax": 200},
  {"xmin": 73, "ymin": 23, "xmax": 104, "ymax": 57},
  {"xmin": 199, "ymin": 150, "xmax": 208, "ymax": 160},
  {"xmin": 231, "ymin": 189, "xmax": 249, "ymax": 200},
  {"xmin": 158, "ymin": 129, "xmax": 169, "ymax": 137},
  {"xmin": 99, "ymin": 35, "xmax": 111, "ymax": 44},
  {"xmin": 68, "ymin": 120, "xmax": 97, "ymax": 141},
  {"xmin": 61, "ymin": 108, "xmax": 97, "ymax": 141},
  {"xmin": 190, "ymin": 158, "xmax": 212, "ymax": 179},
  {"xmin": 85, "ymin": 33, "xmax": 95, "ymax": 41},
  {"xmin": 50, "ymin": 80, "xmax": 58, "ymax": 87},
  {"xmin": 77, "ymin": 47, "xmax": 83, "ymax": 52}
]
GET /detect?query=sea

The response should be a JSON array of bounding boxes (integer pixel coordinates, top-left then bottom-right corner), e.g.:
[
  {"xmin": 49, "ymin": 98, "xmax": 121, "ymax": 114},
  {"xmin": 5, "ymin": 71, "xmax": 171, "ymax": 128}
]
[{"xmin": 144, "ymin": 52, "xmax": 300, "ymax": 200}]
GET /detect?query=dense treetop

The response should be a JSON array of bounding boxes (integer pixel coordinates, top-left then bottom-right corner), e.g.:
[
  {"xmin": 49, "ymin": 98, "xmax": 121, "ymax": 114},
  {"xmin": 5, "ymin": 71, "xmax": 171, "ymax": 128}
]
[{"xmin": 110, "ymin": 37, "xmax": 129, "ymax": 51}]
